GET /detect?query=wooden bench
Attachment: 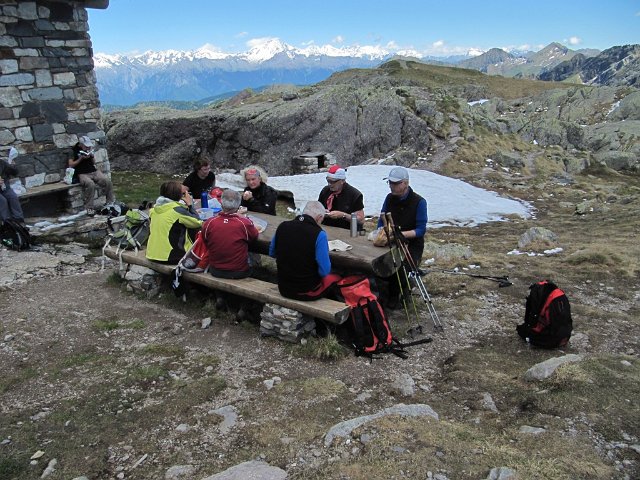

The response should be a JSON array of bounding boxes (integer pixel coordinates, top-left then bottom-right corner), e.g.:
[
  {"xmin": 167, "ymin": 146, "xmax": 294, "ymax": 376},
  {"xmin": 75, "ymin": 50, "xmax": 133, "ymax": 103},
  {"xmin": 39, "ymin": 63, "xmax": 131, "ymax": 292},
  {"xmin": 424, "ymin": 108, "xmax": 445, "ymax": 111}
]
[
  {"xmin": 103, "ymin": 248, "xmax": 351, "ymax": 325},
  {"xmin": 19, "ymin": 182, "xmax": 77, "ymax": 218}
]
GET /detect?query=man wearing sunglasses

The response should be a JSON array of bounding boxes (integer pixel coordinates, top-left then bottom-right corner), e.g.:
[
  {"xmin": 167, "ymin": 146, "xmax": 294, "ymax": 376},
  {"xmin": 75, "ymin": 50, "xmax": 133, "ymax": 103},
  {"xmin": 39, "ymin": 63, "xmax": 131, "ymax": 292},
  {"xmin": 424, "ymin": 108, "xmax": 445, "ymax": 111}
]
[{"xmin": 317, "ymin": 164, "xmax": 364, "ymax": 230}]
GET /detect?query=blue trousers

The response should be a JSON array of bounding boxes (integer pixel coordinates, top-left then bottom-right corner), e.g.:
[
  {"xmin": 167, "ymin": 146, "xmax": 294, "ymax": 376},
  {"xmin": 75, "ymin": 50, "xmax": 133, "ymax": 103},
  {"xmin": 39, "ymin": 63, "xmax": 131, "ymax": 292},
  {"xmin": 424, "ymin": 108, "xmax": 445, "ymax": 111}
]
[{"xmin": 0, "ymin": 185, "xmax": 24, "ymax": 222}]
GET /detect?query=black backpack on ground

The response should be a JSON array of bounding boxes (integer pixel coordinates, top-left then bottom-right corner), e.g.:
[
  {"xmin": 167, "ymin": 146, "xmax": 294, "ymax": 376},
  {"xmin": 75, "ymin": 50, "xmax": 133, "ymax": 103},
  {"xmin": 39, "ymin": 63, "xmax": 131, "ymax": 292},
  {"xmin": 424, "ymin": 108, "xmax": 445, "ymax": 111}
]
[
  {"xmin": 517, "ymin": 280, "xmax": 573, "ymax": 348},
  {"xmin": 0, "ymin": 219, "xmax": 31, "ymax": 251}
]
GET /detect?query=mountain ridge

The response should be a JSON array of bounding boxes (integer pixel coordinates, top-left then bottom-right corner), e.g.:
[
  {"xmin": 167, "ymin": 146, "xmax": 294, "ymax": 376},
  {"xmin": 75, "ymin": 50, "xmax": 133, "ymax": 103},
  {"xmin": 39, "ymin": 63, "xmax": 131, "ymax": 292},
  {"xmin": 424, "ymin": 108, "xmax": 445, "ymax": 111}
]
[{"xmin": 94, "ymin": 41, "xmax": 640, "ymax": 107}]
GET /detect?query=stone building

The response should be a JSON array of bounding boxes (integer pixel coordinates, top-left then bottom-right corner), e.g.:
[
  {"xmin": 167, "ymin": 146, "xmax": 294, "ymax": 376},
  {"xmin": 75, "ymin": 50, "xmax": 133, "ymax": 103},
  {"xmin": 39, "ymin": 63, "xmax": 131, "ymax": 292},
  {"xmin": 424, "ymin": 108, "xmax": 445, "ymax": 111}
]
[{"xmin": 0, "ymin": 0, "xmax": 109, "ymax": 214}]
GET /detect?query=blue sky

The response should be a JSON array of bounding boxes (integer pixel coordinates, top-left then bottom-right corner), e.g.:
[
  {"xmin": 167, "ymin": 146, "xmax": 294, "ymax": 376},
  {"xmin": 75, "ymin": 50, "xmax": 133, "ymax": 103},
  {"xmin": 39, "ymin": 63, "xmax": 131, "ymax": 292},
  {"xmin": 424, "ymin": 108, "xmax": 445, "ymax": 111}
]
[{"xmin": 88, "ymin": 0, "xmax": 639, "ymax": 56}]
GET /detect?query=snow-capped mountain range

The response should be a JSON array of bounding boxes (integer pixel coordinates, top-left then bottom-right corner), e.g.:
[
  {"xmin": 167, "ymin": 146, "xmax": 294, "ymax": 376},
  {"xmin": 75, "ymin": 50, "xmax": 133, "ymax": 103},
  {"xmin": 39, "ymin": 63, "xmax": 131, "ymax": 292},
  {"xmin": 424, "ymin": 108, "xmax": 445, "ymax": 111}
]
[
  {"xmin": 94, "ymin": 38, "xmax": 478, "ymax": 106},
  {"xmin": 93, "ymin": 39, "xmax": 601, "ymax": 107}
]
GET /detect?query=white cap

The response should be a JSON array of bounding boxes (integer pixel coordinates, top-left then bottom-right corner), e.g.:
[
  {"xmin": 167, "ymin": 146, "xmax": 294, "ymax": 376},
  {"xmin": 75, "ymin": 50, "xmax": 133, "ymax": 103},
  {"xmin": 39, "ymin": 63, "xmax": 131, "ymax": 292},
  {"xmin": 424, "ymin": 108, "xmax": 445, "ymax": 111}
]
[
  {"xmin": 385, "ymin": 166, "xmax": 409, "ymax": 182},
  {"xmin": 79, "ymin": 136, "xmax": 94, "ymax": 148},
  {"xmin": 326, "ymin": 164, "xmax": 347, "ymax": 180}
]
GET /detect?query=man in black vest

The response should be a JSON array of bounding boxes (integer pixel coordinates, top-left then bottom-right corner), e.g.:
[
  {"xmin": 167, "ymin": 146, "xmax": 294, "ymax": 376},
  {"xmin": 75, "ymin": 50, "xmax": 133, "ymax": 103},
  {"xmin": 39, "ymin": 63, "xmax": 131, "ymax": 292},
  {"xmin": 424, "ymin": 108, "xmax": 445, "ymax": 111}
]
[
  {"xmin": 269, "ymin": 201, "xmax": 341, "ymax": 300},
  {"xmin": 378, "ymin": 166, "xmax": 428, "ymax": 309}
]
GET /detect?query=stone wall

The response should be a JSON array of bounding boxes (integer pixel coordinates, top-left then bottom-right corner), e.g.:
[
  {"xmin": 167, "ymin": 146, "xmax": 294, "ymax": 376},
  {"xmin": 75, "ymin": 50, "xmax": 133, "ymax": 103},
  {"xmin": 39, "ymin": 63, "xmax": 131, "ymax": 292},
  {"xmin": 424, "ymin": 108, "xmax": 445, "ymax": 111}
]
[{"xmin": 0, "ymin": 0, "xmax": 109, "ymax": 193}]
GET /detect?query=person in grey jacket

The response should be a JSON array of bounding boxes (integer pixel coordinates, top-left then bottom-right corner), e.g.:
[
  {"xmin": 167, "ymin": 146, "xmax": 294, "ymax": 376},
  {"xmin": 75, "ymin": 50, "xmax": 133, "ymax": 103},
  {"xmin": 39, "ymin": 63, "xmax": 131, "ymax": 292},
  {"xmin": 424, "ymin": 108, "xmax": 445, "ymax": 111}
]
[{"xmin": 0, "ymin": 147, "xmax": 25, "ymax": 223}]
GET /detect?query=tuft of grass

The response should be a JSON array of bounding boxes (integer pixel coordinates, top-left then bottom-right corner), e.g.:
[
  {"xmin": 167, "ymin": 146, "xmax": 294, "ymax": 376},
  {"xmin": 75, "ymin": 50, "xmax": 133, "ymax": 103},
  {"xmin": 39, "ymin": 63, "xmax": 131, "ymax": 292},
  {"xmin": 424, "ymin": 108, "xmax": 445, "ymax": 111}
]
[
  {"xmin": 111, "ymin": 171, "xmax": 176, "ymax": 207},
  {"xmin": 139, "ymin": 344, "xmax": 185, "ymax": 357},
  {"xmin": 92, "ymin": 316, "xmax": 146, "ymax": 331},
  {"xmin": 564, "ymin": 248, "xmax": 622, "ymax": 267},
  {"xmin": 290, "ymin": 334, "xmax": 348, "ymax": 361}
]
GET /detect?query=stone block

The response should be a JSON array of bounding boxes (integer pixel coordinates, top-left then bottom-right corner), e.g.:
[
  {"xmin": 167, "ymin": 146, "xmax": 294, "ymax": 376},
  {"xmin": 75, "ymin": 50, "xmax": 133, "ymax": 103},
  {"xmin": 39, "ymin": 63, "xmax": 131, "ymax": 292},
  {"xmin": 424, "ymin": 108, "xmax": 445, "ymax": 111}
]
[
  {"xmin": 40, "ymin": 101, "xmax": 67, "ymax": 122},
  {"xmin": 12, "ymin": 48, "xmax": 39, "ymax": 57},
  {"xmin": 15, "ymin": 126, "xmax": 33, "ymax": 142},
  {"xmin": 19, "ymin": 36, "xmax": 45, "ymax": 48},
  {"xmin": 0, "ymin": 108, "xmax": 13, "ymax": 120},
  {"xmin": 0, "ymin": 59, "xmax": 18, "ymax": 74},
  {"xmin": 0, "ymin": 86, "xmax": 22, "ymax": 107},
  {"xmin": 34, "ymin": 20, "xmax": 55, "ymax": 31},
  {"xmin": 24, "ymin": 86, "xmax": 63, "ymax": 101},
  {"xmin": 35, "ymin": 70, "xmax": 53, "ymax": 87},
  {"xmin": 0, "ymin": 118, "xmax": 27, "ymax": 129},
  {"xmin": 71, "ymin": 48, "xmax": 88, "ymax": 57},
  {"xmin": 17, "ymin": 2, "xmax": 38, "ymax": 20},
  {"xmin": 45, "ymin": 173, "xmax": 61, "ymax": 183},
  {"xmin": 53, "ymin": 71, "xmax": 75, "ymax": 86},
  {"xmin": 52, "ymin": 22, "xmax": 71, "ymax": 31},
  {"xmin": 24, "ymin": 172, "xmax": 46, "ymax": 188},
  {"xmin": 19, "ymin": 56, "xmax": 49, "ymax": 70},
  {"xmin": 0, "ymin": 37, "xmax": 18, "ymax": 48},
  {"xmin": 32, "ymin": 123, "xmax": 53, "ymax": 142},
  {"xmin": 0, "ymin": 72, "xmax": 35, "ymax": 87},
  {"xmin": 53, "ymin": 133, "xmax": 76, "ymax": 148},
  {"xmin": 0, "ymin": 129, "xmax": 16, "ymax": 145}
]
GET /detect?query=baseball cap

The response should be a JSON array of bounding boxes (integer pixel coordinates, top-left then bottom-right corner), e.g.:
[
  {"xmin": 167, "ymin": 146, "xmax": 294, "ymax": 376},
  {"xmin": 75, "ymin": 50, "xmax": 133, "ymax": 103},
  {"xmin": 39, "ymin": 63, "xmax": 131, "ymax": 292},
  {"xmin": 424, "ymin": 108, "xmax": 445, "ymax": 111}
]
[
  {"xmin": 384, "ymin": 166, "xmax": 409, "ymax": 182},
  {"xmin": 326, "ymin": 164, "xmax": 347, "ymax": 180},
  {"xmin": 79, "ymin": 136, "xmax": 94, "ymax": 148}
]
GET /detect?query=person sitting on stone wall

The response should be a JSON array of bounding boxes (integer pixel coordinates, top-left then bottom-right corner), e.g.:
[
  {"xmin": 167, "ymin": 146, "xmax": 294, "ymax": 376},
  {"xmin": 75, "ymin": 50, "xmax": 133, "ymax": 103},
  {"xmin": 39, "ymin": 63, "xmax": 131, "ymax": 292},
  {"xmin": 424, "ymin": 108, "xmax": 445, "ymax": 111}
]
[
  {"xmin": 68, "ymin": 136, "xmax": 115, "ymax": 217},
  {"xmin": 0, "ymin": 147, "xmax": 25, "ymax": 224},
  {"xmin": 146, "ymin": 180, "xmax": 202, "ymax": 264},
  {"xmin": 183, "ymin": 158, "xmax": 215, "ymax": 200},
  {"xmin": 240, "ymin": 165, "xmax": 278, "ymax": 216}
]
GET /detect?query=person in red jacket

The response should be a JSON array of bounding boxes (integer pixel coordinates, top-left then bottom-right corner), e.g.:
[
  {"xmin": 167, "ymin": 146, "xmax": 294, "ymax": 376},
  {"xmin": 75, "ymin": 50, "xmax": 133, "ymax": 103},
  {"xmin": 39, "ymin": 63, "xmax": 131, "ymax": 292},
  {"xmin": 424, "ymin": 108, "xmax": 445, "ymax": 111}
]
[{"xmin": 202, "ymin": 189, "xmax": 259, "ymax": 279}]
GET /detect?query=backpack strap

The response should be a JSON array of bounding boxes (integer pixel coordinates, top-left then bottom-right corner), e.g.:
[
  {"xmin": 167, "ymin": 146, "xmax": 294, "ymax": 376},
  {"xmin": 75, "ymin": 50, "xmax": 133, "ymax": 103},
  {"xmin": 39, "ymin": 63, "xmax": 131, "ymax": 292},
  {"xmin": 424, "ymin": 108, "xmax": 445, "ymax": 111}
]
[{"xmin": 533, "ymin": 288, "xmax": 565, "ymax": 332}]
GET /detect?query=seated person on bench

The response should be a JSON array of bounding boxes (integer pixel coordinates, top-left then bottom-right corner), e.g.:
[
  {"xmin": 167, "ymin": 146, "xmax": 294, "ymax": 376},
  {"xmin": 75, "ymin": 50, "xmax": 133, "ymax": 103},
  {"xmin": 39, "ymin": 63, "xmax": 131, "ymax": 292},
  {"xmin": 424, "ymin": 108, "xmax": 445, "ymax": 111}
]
[
  {"xmin": 202, "ymin": 189, "xmax": 259, "ymax": 279},
  {"xmin": 68, "ymin": 136, "xmax": 115, "ymax": 217},
  {"xmin": 0, "ymin": 147, "xmax": 24, "ymax": 224},
  {"xmin": 269, "ymin": 200, "xmax": 341, "ymax": 301},
  {"xmin": 146, "ymin": 180, "xmax": 201, "ymax": 264}
]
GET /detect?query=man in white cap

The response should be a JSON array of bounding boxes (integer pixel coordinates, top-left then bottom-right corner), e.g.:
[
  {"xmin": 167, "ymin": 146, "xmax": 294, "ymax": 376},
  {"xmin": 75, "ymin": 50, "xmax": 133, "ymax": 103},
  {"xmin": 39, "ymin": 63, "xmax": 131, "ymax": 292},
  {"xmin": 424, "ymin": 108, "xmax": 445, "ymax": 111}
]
[
  {"xmin": 69, "ymin": 135, "xmax": 115, "ymax": 216},
  {"xmin": 317, "ymin": 164, "xmax": 364, "ymax": 230},
  {"xmin": 0, "ymin": 147, "xmax": 25, "ymax": 224},
  {"xmin": 378, "ymin": 166, "xmax": 428, "ymax": 309}
]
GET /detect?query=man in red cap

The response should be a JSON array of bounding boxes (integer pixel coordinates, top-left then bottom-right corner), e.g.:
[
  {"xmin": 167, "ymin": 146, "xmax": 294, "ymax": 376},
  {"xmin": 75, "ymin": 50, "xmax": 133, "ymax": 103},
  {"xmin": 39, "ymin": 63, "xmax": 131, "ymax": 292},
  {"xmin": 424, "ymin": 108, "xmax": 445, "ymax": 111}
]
[{"xmin": 317, "ymin": 165, "xmax": 364, "ymax": 230}]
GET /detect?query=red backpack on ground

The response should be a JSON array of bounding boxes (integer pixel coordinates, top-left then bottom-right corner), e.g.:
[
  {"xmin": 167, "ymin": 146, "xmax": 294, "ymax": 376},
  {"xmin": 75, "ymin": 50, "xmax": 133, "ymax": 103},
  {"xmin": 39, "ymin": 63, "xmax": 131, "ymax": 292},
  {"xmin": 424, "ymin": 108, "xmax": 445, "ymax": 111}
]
[
  {"xmin": 338, "ymin": 275, "xmax": 393, "ymax": 356},
  {"xmin": 337, "ymin": 275, "xmax": 431, "ymax": 358},
  {"xmin": 517, "ymin": 280, "xmax": 573, "ymax": 348}
]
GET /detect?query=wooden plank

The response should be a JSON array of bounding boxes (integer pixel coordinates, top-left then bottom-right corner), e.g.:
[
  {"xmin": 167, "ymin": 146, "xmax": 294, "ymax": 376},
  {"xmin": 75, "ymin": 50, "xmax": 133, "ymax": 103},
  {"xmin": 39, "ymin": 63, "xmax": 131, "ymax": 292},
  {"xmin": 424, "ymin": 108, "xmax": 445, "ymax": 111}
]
[
  {"xmin": 103, "ymin": 248, "xmax": 351, "ymax": 324},
  {"xmin": 247, "ymin": 212, "xmax": 399, "ymax": 277},
  {"xmin": 19, "ymin": 182, "xmax": 73, "ymax": 200}
]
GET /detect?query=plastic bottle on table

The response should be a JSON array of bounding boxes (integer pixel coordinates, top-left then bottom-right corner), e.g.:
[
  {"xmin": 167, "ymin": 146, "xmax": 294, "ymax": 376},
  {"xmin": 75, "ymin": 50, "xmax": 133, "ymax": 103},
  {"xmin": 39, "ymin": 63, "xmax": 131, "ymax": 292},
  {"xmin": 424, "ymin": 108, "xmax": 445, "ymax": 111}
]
[{"xmin": 200, "ymin": 191, "xmax": 209, "ymax": 209}]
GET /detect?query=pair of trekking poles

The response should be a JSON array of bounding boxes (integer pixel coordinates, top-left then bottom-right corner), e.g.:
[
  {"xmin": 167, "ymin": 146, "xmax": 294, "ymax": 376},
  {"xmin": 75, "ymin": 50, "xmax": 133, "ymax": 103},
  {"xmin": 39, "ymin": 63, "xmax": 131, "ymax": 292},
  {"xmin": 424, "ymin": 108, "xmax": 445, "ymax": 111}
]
[{"xmin": 381, "ymin": 213, "xmax": 444, "ymax": 335}]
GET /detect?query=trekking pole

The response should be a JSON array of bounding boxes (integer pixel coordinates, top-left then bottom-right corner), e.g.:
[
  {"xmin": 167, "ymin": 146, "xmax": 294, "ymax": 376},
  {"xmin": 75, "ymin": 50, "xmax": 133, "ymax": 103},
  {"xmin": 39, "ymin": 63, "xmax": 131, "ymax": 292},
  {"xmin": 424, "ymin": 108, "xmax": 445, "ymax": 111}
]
[
  {"xmin": 388, "ymin": 218, "xmax": 444, "ymax": 332},
  {"xmin": 385, "ymin": 214, "xmax": 425, "ymax": 334},
  {"xmin": 381, "ymin": 214, "xmax": 412, "ymax": 325},
  {"xmin": 426, "ymin": 268, "xmax": 513, "ymax": 288}
]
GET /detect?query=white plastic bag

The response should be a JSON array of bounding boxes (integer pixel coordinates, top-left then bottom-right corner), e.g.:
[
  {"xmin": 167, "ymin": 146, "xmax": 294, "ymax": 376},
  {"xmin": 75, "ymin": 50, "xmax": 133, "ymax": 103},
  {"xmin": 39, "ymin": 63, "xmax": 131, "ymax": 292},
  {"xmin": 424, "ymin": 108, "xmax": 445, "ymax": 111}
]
[
  {"xmin": 63, "ymin": 167, "xmax": 75, "ymax": 185},
  {"xmin": 9, "ymin": 179, "xmax": 27, "ymax": 195}
]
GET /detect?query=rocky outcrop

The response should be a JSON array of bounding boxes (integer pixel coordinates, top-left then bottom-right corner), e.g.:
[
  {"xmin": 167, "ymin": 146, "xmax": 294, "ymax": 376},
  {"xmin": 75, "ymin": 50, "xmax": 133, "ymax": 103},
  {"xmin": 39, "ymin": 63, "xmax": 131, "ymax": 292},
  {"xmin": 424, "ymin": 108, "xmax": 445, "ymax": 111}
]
[
  {"xmin": 539, "ymin": 44, "xmax": 640, "ymax": 87},
  {"xmin": 105, "ymin": 83, "xmax": 432, "ymax": 175},
  {"xmin": 104, "ymin": 64, "xmax": 640, "ymax": 176}
]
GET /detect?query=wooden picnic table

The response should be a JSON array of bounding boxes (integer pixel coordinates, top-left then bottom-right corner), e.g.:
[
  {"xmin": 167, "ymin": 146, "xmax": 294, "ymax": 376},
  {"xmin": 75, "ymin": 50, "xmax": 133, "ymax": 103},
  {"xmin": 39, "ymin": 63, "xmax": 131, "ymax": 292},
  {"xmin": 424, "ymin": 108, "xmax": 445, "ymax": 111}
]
[{"xmin": 246, "ymin": 212, "xmax": 399, "ymax": 278}]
